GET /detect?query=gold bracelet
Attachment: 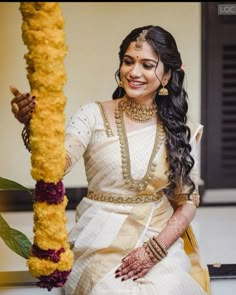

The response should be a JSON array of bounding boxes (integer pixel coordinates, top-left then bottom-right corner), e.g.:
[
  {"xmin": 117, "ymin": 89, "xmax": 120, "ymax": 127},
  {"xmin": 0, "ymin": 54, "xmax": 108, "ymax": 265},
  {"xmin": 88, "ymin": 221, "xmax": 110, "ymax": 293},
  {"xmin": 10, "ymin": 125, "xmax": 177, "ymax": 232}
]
[
  {"xmin": 144, "ymin": 243, "xmax": 157, "ymax": 262},
  {"xmin": 146, "ymin": 240, "xmax": 163, "ymax": 261},
  {"xmin": 153, "ymin": 236, "xmax": 168, "ymax": 255},
  {"xmin": 150, "ymin": 238, "xmax": 166, "ymax": 259}
]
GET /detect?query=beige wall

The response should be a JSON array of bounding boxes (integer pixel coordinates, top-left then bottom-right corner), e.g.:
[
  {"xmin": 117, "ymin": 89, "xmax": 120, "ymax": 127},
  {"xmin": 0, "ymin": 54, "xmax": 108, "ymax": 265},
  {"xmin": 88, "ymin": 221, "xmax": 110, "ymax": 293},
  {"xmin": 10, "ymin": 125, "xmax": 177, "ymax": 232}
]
[{"xmin": 0, "ymin": 2, "xmax": 201, "ymax": 188}]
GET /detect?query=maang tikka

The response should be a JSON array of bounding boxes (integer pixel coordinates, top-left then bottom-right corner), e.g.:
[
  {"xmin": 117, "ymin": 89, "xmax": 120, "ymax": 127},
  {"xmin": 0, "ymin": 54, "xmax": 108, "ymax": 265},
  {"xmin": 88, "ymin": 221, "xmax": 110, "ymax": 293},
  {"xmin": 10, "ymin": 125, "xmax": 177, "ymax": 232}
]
[{"xmin": 134, "ymin": 29, "xmax": 148, "ymax": 50}]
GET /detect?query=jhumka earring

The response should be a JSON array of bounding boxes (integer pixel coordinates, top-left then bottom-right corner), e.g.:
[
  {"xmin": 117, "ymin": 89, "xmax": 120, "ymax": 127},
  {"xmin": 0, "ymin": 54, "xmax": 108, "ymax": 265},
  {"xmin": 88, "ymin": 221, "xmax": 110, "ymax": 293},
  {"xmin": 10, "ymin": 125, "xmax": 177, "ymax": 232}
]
[{"xmin": 158, "ymin": 80, "xmax": 169, "ymax": 96}]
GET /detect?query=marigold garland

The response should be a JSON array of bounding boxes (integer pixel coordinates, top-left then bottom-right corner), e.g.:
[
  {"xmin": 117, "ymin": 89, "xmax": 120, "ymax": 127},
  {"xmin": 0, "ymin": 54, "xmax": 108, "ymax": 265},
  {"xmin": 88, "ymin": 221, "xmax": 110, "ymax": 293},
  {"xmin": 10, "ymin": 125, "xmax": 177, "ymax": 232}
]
[{"xmin": 19, "ymin": 2, "xmax": 74, "ymax": 291}]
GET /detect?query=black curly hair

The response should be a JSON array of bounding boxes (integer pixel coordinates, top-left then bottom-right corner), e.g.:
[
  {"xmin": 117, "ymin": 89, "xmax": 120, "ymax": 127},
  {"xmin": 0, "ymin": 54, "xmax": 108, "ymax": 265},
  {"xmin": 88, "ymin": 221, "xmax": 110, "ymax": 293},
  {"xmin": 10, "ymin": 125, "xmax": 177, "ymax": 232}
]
[{"xmin": 112, "ymin": 25, "xmax": 195, "ymax": 198}]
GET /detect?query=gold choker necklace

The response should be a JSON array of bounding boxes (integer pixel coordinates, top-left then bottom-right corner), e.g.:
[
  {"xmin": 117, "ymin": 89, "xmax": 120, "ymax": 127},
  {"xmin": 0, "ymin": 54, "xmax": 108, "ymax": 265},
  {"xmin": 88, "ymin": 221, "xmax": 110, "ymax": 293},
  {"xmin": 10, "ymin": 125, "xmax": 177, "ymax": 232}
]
[{"xmin": 119, "ymin": 97, "xmax": 157, "ymax": 123}]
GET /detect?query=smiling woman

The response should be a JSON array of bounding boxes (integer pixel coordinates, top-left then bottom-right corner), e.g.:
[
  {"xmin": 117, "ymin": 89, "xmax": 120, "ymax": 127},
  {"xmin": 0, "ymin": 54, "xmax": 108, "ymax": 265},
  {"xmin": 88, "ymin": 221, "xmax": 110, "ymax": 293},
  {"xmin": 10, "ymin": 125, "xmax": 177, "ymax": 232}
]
[{"xmin": 8, "ymin": 8, "xmax": 211, "ymax": 295}]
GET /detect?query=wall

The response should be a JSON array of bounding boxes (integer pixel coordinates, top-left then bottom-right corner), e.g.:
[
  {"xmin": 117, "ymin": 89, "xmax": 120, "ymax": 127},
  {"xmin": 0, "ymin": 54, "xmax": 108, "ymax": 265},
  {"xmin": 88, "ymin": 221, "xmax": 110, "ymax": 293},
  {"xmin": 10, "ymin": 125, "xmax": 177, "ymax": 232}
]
[{"xmin": 0, "ymin": 2, "xmax": 201, "ymax": 188}]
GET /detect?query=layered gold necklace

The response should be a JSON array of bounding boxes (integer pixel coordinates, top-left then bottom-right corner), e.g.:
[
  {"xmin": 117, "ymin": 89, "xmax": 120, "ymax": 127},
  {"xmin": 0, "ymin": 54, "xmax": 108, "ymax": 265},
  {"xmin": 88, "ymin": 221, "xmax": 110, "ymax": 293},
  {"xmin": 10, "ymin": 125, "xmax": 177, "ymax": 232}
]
[
  {"xmin": 119, "ymin": 96, "xmax": 157, "ymax": 123},
  {"xmin": 115, "ymin": 99, "xmax": 165, "ymax": 192}
]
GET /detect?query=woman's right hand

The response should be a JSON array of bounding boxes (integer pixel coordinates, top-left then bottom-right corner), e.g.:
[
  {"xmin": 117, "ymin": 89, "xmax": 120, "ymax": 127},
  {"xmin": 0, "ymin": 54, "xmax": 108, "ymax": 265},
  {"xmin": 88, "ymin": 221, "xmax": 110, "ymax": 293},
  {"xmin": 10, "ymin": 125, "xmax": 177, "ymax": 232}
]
[{"xmin": 10, "ymin": 85, "xmax": 36, "ymax": 124}]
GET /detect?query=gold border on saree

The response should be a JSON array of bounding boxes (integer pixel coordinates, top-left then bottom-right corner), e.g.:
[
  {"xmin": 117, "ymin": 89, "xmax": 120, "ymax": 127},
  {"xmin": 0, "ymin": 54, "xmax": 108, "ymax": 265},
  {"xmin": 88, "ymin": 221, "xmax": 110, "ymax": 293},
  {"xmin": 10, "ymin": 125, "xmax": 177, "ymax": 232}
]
[{"xmin": 86, "ymin": 190, "xmax": 163, "ymax": 204}]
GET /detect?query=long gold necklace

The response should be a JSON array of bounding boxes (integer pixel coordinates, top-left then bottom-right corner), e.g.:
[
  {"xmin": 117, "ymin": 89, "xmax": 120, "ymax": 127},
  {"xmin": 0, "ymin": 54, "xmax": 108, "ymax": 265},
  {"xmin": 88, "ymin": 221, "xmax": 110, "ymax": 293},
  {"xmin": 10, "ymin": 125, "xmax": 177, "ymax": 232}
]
[
  {"xmin": 115, "ymin": 100, "xmax": 165, "ymax": 192},
  {"xmin": 119, "ymin": 96, "xmax": 157, "ymax": 123}
]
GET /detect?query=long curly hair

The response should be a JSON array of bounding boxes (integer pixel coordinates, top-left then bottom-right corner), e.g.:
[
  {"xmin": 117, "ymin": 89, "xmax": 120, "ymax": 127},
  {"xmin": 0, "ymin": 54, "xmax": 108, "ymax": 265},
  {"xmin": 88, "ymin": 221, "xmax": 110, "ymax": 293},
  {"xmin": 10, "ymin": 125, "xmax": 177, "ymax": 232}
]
[{"xmin": 112, "ymin": 25, "xmax": 195, "ymax": 198}]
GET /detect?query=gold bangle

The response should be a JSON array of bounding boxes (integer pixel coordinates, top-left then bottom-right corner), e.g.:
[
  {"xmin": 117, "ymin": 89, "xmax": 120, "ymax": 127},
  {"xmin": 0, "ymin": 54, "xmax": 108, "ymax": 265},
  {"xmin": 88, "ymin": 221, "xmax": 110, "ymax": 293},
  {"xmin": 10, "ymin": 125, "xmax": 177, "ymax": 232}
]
[
  {"xmin": 150, "ymin": 238, "xmax": 166, "ymax": 259},
  {"xmin": 146, "ymin": 240, "xmax": 163, "ymax": 261},
  {"xmin": 153, "ymin": 236, "xmax": 168, "ymax": 255},
  {"xmin": 144, "ymin": 243, "xmax": 157, "ymax": 262}
]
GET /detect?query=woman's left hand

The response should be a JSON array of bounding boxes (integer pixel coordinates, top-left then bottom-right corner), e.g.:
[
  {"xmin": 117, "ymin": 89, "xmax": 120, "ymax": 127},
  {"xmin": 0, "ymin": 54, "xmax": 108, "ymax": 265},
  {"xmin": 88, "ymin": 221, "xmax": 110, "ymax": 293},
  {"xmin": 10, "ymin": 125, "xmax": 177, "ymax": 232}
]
[{"xmin": 115, "ymin": 245, "xmax": 156, "ymax": 281}]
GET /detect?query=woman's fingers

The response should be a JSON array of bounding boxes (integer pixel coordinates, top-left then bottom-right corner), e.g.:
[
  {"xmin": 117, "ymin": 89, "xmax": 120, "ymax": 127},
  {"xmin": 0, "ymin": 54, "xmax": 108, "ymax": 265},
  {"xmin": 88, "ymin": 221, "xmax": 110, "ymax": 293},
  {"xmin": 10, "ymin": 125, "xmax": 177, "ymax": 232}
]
[
  {"xmin": 9, "ymin": 85, "xmax": 21, "ymax": 97},
  {"xmin": 115, "ymin": 246, "xmax": 157, "ymax": 281},
  {"xmin": 17, "ymin": 108, "xmax": 34, "ymax": 124},
  {"xmin": 116, "ymin": 261, "xmax": 139, "ymax": 277},
  {"xmin": 9, "ymin": 85, "xmax": 36, "ymax": 124},
  {"xmin": 133, "ymin": 268, "xmax": 149, "ymax": 281},
  {"xmin": 122, "ymin": 266, "xmax": 143, "ymax": 281},
  {"xmin": 10, "ymin": 85, "xmax": 32, "ymax": 106},
  {"xmin": 117, "ymin": 263, "xmax": 149, "ymax": 281}
]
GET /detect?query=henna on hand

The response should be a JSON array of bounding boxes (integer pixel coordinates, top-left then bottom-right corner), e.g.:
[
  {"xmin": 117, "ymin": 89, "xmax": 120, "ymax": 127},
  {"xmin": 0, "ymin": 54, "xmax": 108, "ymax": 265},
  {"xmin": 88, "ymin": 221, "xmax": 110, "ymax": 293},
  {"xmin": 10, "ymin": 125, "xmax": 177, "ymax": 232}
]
[{"xmin": 115, "ymin": 245, "xmax": 156, "ymax": 281}]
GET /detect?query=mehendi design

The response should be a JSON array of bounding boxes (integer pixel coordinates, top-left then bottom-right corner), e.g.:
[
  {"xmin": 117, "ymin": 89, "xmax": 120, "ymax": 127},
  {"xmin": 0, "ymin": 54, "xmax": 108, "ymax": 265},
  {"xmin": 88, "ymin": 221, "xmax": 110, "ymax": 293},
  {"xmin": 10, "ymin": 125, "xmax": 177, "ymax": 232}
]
[
  {"xmin": 154, "ymin": 204, "xmax": 196, "ymax": 249},
  {"xmin": 167, "ymin": 215, "xmax": 189, "ymax": 235},
  {"xmin": 115, "ymin": 246, "xmax": 156, "ymax": 281}
]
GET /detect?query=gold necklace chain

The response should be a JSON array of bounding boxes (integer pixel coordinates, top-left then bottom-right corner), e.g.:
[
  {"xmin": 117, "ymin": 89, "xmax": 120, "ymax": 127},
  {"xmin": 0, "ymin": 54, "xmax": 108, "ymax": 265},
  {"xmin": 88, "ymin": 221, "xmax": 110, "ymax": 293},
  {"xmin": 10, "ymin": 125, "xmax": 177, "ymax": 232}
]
[
  {"xmin": 115, "ymin": 101, "xmax": 165, "ymax": 192},
  {"xmin": 119, "ymin": 96, "xmax": 157, "ymax": 123}
]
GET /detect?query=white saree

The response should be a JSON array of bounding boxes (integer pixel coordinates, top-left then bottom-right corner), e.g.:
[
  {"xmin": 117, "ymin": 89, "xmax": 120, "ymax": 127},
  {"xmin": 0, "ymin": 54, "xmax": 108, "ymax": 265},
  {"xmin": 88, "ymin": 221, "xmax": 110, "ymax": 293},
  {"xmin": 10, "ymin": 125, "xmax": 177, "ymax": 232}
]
[{"xmin": 63, "ymin": 102, "xmax": 211, "ymax": 295}]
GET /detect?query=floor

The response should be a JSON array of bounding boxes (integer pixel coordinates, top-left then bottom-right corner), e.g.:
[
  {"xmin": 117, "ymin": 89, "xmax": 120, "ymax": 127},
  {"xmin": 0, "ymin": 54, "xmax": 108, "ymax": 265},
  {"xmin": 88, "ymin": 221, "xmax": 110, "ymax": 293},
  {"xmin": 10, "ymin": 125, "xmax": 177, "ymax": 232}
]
[
  {"xmin": 1, "ymin": 191, "xmax": 236, "ymax": 294},
  {"xmin": 197, "ymin": 189, "xmax": 236, "ymax": 295}
]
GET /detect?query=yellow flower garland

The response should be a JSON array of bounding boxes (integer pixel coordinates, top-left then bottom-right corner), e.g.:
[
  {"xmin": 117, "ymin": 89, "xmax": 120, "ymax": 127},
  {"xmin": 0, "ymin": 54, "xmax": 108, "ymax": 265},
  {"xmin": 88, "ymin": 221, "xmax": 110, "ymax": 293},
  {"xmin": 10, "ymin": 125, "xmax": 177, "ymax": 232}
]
[{"xmin": 19, "ymin": 2, "xmax": 74, "ymax": 290}]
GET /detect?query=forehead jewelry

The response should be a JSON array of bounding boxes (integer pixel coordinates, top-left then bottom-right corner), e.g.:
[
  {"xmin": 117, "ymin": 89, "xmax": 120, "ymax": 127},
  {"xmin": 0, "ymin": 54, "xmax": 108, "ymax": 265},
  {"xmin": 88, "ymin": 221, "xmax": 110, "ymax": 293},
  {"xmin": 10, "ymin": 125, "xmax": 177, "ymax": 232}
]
[{"xmin": 134, "ymin": 29, "xmax": 148, "ymax": 51}]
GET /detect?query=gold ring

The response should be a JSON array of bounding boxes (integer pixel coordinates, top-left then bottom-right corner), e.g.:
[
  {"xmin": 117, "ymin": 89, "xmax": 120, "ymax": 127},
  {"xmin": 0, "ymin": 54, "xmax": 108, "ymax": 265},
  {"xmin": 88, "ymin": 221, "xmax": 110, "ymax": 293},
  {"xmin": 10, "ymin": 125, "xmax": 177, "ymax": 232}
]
[{"xmin": 12, "ymin": 102, "xmax": 19, "ymax": 114}]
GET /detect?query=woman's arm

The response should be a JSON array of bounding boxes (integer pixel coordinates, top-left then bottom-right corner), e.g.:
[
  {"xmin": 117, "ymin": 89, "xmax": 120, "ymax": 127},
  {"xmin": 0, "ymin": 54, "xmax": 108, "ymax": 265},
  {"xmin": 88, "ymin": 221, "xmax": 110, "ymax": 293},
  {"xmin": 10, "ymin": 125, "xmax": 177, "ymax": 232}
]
[{"xmin": 152, "ymin": 202, "xmax": 196, "ymax": 250}]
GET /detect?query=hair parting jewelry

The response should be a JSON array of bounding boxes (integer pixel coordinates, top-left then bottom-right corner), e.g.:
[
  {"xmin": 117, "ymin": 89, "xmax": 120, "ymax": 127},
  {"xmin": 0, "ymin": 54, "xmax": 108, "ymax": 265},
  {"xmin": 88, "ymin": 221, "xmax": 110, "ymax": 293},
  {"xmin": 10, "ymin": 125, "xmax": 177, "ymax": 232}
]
[{"xmin": 134, "ymin": 29, "xmax": 148, "ymax": 51}]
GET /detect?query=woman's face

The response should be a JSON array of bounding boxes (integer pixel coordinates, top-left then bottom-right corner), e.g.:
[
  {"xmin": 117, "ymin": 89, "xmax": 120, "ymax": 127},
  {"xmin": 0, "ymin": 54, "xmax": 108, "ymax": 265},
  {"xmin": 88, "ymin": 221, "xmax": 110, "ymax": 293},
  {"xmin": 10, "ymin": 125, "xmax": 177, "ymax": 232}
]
[{"xmin": 119, "ymin": 41, "xmax": 169, "ymax": 104}]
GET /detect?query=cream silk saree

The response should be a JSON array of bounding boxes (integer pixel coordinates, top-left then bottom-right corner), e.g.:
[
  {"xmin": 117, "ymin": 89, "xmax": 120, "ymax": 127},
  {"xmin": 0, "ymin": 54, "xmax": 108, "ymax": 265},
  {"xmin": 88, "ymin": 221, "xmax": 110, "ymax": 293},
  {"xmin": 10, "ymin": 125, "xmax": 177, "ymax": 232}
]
[{"xmin": 64, "ymin": 102, "xmax": 211, "ymax": 295}]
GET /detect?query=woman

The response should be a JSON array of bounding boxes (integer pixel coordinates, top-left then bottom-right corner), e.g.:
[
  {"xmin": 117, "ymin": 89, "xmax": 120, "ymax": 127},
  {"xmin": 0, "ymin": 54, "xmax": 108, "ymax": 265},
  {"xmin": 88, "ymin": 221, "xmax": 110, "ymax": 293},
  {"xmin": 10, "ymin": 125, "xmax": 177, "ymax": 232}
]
[{"xmin": 10, "ymin": 25, "xmax": 211, "ymax": 294}]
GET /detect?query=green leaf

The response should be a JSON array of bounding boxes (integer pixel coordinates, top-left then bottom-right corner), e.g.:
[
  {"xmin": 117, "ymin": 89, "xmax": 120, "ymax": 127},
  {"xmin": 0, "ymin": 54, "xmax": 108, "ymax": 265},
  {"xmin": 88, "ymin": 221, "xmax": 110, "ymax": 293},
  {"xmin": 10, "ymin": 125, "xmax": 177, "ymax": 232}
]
[
  {"xmin": 0, "ymin": 213, "xmax": 10, "ymax": 228},
  {"xmin": 0, "ymin": 177, "xmax": 32, "ymax": 195},
  {"xmin": 0, "ymin": 226, "xmax": 32, "ymax": 259}
]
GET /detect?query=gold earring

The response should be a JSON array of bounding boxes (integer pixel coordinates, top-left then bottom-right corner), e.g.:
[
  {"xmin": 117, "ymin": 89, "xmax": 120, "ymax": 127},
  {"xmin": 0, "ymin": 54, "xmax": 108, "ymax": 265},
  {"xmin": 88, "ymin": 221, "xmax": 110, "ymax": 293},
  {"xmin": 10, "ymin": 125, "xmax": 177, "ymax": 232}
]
[
  {"xmin": 158, "ymin": 80, "xmax": 168, "ymax": 96},
  {"xmin": 119, "ymin": 81, "xmax": 123, "ymax": 88}
]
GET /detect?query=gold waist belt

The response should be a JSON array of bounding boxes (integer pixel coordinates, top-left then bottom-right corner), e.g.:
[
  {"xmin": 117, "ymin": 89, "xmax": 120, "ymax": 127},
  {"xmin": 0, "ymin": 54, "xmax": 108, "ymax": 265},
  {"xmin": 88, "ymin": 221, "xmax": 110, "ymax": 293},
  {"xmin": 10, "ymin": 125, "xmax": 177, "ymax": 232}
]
[{"xmin": 86, "ymin": 190, "xmax": 163, "ymax": 204}]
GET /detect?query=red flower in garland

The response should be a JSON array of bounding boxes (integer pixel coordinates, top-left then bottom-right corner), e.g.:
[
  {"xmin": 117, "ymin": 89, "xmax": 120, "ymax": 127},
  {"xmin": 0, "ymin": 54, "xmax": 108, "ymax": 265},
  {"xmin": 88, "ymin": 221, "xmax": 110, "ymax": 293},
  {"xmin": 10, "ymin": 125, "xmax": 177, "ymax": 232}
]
[{"xmin": 34, "ymin": 180, "xmax": 65, "ymax": 204}]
